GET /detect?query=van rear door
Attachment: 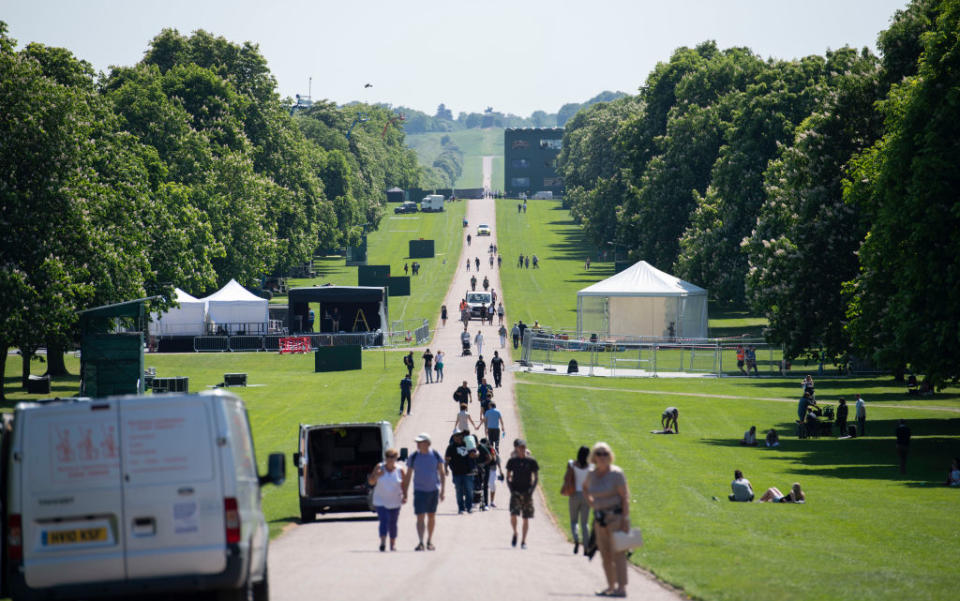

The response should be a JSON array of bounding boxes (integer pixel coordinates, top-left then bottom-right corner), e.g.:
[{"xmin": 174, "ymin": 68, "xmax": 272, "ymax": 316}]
[
  {"xmin": 20, "ymin": 402, "xmax": 125, "ymax": 588},
  {"xmin": 119, "ymin": 397, "xmax": 226, "ymax": 579}
]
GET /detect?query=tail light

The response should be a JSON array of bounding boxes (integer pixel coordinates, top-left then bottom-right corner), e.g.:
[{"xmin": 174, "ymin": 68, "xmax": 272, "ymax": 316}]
[
  {"xmin": 8, "ymin": 514, "xmax": 22, "ymax": 560},
  {"xmin": 224, "ymin": 498, "xmax": 241, "ymax": 544}
]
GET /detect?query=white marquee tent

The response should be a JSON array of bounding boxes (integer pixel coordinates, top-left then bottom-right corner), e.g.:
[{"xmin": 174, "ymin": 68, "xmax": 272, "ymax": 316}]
[
  {"xmin": 200, "ymin": 279, "xmax": 269, "ymax": 334},
  {"xmin": 151, "ymin": 288, "xmax": 206, "ymax": 336},
  {"xmin": 577, "ymin": 261, "xmax": 708, "ymax": 339}
]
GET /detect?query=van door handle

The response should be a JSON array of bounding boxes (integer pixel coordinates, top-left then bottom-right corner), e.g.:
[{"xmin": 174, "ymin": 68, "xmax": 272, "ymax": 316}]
[
  {"xmin": 132, "ymin": 517, "xmax": 156, "ymax": 537},
  {"xmin": 178, "ymin": 487, "xmax": 194, "ymax": 496}
]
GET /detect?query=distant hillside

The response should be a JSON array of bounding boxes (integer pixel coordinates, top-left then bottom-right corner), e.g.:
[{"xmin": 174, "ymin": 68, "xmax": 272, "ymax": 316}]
[
  {"xmin": 389, "ymin": 90, "xmax": 627, "ymax": 135},
  {"xmin": 406, "ymin": 129, "xmax": 504, "ymax": 190}
]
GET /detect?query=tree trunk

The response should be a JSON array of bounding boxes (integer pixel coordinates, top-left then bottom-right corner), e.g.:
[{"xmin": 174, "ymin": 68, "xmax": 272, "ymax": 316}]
[
  {"xmin": 46, "ymin": 341, "xmax": 69, "ymax": 376},
  {"xmin": 21, "ymin": 348, "xmax": 32, "ymax": 388},
  {"xmin": 0, "ymin": 345, "xmax": 7, "ymax": 402}
]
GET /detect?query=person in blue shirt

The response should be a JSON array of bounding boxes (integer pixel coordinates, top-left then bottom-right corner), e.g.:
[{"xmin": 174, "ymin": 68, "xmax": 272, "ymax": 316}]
[
  {"xmin": 483, "ymin": 402, "xmax": 506, "ymax": 451},
  {"xmin": 401, "ymin": 433, "xmax": 446, "ymax": 551}
]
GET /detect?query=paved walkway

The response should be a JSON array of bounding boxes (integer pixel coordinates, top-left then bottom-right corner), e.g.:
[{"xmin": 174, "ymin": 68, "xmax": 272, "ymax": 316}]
[{"xmin": 268, "ymin": 199, "xmax": 679, "ymax": 601}]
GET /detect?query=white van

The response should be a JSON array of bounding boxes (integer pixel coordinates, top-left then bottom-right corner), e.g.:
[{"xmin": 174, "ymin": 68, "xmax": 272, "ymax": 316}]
[
  {"xmin": 2, "ymin": 391, "xmax": 284, "ymax": 601},
  {"xmin": 420, "ymin": 194, "xmax": 445, "ymax": 212},
  {"xmin": 293, "ymin": 421, "xmax": 399, "ymax": 521}
]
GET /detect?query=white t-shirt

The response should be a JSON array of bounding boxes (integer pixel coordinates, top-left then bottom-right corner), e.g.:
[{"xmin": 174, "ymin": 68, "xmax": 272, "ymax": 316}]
[
  {"xmin": 731, "ymin": 477, "xmax": 753, "ymax": 501},
  {"xmin": 455, "ymin": 410, "xmax": 471, "ymax": 432},
  {"xmin": 372, "ymin": 464, "xmax": 403, "ymax": 509},
  {"xmin": 569, "ymin": 460, "xmax": 591, "ymax": 492}
]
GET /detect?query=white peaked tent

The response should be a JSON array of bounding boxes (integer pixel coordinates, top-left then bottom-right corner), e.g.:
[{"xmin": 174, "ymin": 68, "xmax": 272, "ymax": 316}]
[
  {"xmin": 201, "ymin": 279, "xmax": 269, "ymax": 334},
  {"xmin": 577, "ymin": 261, "xmax": 708, "ymax": 339},
  {"xmin": 151, "ymin": 288, "xmax": 206, "ymax": 335}
]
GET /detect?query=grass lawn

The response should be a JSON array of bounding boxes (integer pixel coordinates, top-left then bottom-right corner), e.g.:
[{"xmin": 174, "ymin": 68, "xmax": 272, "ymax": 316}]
[
  {"xmin": 275, "ymin": 200, "xmax": 466, "ymax": 333},
  {"xmin": 516, "ymin": 372, "xmax": 960, "ymax": 601},
  {"xmin": 494, "ymin": 197, "xmax": 770, "ymax": 339},
  {"xmin": 406, "ymin": 129, "xmax": 504, "ymax": 189},
  {"xmin": 2, "ymin": 351, "xmax": 406, "ymax": 539}
]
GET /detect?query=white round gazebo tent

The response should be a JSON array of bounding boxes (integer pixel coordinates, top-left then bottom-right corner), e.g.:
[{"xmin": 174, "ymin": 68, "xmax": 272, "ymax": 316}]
[{"xmin": 576, "ymin": 261, "xmax": 708, "ymax": 339}]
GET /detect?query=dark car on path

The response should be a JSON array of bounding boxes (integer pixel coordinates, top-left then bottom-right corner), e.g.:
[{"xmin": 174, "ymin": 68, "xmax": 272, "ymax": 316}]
[{"xmin": 394, "ymin": 201, "xmax": 418, "ymax": 214}]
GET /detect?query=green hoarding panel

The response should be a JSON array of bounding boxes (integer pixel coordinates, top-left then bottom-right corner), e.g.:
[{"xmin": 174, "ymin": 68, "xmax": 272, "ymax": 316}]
[
  {"xmin": 81, "ymin": 332, "xmax": 144, "ymax": 397},
  {"xmin": 386, "ymin": 276, "xmax": 410, "ymax": 296},
  {"xmin": 408, "ymin": 240, "xmax": 435, "ymax": 258},
  {"xmin": 315, "ymin": 345, "xmax": 362, "ymax": 372},
  {"xmin": 358, "ymin": 265, "xmax": 391, "ymax": 286}
]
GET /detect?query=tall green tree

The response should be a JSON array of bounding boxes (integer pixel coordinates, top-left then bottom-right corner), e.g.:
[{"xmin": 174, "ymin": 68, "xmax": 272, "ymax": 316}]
[{"xmin": 845, "ymin": 0, "xmax": 960, "ymax": 386}]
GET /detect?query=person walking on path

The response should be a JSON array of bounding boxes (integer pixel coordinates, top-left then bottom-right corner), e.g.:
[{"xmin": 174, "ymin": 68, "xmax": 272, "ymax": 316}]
[
  {"xmin": 475, "ymin": 355, "xmax": 487, "ymax": 387},
  {"xmin": 561, "ymin": 446, "xmax": 592, "ymax": 554},
  {"xmin": 445, "ymin": 430, "xmax": 477, "ymax": 514},
  {"xmin": 441, "ymin": 304, "xmax": 448, "ymax": 327},
  {"xmin": 434, "ymin": 350, "xmax": 445, "ymax": 383},
  {"xmin": 583, "ymin": 442, "xmax": 631, "ymax": 598},
  {"xmin": 475, "ymin": 330, "xmax": 484, "ymax": 358},
  {"xmin": 454, "ymin": 403, "xmax": 480, "ymax": 434},
  {"xmin": 368, "ymin": 448, "xmax": 405, "ymax": 552},
  {"xmin": 896, "ymin": 419, "xmax": 911, "ymax": 474},
  {"xmin": 498, "ymin": 323, "xmax": 508, "ymax": 348},
  {"xmin": 401, "ymin": 433, "xmax": 445, "ymax": 551},
  {"xmin": 422, "ymin": 349, "xmax": 434, "ymax": 384},
  {"xmin": 475, "ymin": 257, "xmax": 480, "ymax": 271},
  {"xmin": 466, "ymin": 258, "xmax": 470, "ymax": 272},
  {"xmin": 512, "ymin": 322, "xmax": 521, "ymax": 349},
  {"xmin": 506, "ymin": 439, "xmax": 539, "ymax": 549},
  {"xmin": 478, "ymin": 379, "xmax": 494, "ymax": 415},
  {"xmin": 399, "ymin": 373, "xmax": 412, "ymax": 415},
  {"xmin": 403, "ymin": 351, "xmax": 414, "ymax": 377},
  {"xmin": 467, "ymin": 233, "xmax": 471, "ymax": 246},
  {"xmin": 491, "ymin": 289, "xmax": 497, "ymax": 305},
  {"xmin": 471, "ymin": 274, "xmax": 477, "ymax": 291},
  {"xmin": 518, "ymin": 254, "xmax": 523, "ymax": 268},
  {"xmin": 524, "ymin": 256, "xmax": 530, "ymax": 269},
  {"xmin": 497, "ymin": 302, "xmax": 505, "ymax": 325},
  {"xmin": 453, "ymin": 380, "xmax": 472, "ymax": 406},
  {"xmin": 491, "ymin": 351, "xmax": 504, "ymax": 388},
  {"xmin": 856, "ymin": 394, "xmax": 866, "ymax": 436},
  {"xmin": 484, "ymin": 401, "xmax": 505, "ymax": 451},
  {"xmin": 497, "ymin": 255, "xmax": 502, "ymax": 269}
]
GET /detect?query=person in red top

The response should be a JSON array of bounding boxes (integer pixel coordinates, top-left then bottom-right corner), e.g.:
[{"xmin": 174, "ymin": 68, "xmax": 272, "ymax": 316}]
[{"xmin": 736, "ymin": 345, "xmax": 746, "ymax": 375}]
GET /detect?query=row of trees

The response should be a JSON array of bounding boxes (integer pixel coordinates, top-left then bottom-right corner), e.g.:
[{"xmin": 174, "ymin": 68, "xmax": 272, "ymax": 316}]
[
  {"xmin": 560, "ymin": 0, "xmax": 959, "ymax": 385},
  {"xmin": 0, "ymin": 26, "xmax": 422, "ymax": 398}
]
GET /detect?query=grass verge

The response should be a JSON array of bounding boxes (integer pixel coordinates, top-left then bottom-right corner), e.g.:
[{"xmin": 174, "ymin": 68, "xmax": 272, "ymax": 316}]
[{"xmin": 515, "ymin": 372, "xmax": 960, "ymax": 601}]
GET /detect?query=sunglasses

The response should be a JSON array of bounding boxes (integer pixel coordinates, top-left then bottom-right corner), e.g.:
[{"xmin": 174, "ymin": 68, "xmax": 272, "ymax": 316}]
[
  {"xmin": 594, "ymin": 450, "xmax": 610, "ymax": 457},
  {"xmin": 385, "ymin": 455, "xmax": 398, "ymax": 459}
]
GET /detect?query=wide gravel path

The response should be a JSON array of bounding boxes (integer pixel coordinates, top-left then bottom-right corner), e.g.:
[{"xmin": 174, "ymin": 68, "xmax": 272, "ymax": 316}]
[{"xmin": 268, "ymin": 198, "xmax": 679, "ymax": 601}]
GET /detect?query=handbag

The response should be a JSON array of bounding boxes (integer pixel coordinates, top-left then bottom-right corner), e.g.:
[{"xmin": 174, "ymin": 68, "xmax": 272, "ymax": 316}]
[
  {"xmin": 560, "ymin": 464, "xmax": 575, "ymax": 496},
  {"xmin": 612, "ymin": 528, "xmax": 643, "ymax": 552}
]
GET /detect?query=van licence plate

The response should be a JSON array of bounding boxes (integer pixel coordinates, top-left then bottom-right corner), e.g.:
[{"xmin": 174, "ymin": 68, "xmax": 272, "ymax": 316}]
[{"xmin": 42, "ymin": 527, "xmax": 108, "ymax": 546}]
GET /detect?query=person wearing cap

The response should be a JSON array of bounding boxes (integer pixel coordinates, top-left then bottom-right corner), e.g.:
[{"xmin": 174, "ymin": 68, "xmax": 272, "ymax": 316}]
[
  {"xmin": 506, "ymin": 439, "xmax": 539, "ymax": 549},
  {"xmin": 401, "ymin": 433, "xmax": 446, "ymax": 551},
  {"xmin": 445, "ymin": 430, "xmax": 478, "ymax": 514}
]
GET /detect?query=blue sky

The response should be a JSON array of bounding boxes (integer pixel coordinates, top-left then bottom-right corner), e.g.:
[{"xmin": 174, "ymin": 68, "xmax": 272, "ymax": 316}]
[{"xmin": 4, "ymin": 0, "xmax": 909, "ymax": 116}]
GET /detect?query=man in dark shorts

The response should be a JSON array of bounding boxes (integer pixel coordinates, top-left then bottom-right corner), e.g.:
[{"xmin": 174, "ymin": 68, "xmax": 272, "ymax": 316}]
[
  {"xmin": 661, "ymin": 407, "xmax": 679, "ymax": 433},
  {"xmin": 506, "ymin": 439, "xmax": 539, "ymax": 549},
  {"xmin": 484, "ymin": 402, "xmax": 505, "ymax": 451},
  {"xmin": 401, "ymin": 433, "xmax": 446, "ymax": 551},
  {"xmin": 475, "ymin": 355, "xmax": 486, "ymax": 387}
]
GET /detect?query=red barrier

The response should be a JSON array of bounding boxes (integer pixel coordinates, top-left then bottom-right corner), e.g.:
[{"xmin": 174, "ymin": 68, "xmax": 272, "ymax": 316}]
[{"xmin": 279, "ymin": 336, "xmax": 311, "ymax": 354}]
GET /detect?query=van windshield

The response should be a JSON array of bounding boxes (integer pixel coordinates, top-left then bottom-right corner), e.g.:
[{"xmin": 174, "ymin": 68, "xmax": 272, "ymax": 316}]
[{"xmin": 467, "ymin": 293, "xmax": 491, "ymax": 304}]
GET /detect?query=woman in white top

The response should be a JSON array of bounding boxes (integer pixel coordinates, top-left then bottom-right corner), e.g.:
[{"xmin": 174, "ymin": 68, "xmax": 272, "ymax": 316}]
[
  {"xmin": 367, "ymin": 448, "xmax": 406, "ymax": 551},
  {"xmin": 454, "ymin": 403, "xmax": 480, "ymax": 433},
  {"xmin": 562, "ymin": 446, "xmax": 593, "ymax": 554}
]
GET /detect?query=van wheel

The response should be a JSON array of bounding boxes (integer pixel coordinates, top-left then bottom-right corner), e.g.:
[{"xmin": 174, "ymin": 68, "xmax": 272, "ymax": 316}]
[
  {"xmin": 299, "ymin": 504, "xmax": 315, "ymax": 523},
  {"xmin": 216, "ymin": 578, "xmax": 253, "ymax": 601},
  {"xmin": 253, "ymin": 568, "xmax": 269, "ymax": 601}
]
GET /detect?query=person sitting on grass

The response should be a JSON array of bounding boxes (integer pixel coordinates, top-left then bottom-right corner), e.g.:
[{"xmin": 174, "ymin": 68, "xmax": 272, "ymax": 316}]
[
  {"xmin": 765, "ymin": 429, "xmax": 780, "ymax": 447},
  {"xmin": 741, "ymin": 426, "xmax": 758, "ymax": 446},
  {"xmin": 729, "ymin": 469, "xmax": 754, "ymax": 502},
  {"xmin": 759, "ymin": 482, "xmax": 805, "ymax": 503},
  {"xmin": 946, "ymin": 458, "xmax": 960, "ymax": 487}
]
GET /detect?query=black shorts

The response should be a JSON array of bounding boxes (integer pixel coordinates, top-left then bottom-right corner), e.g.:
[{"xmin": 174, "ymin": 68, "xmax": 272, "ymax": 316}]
[
  {"xmin": 488, "ymin": 427, "xmax": 500, "ymax": 442},
  {"xmin": 737, "ymin": 359, "xmax": 744, "ymax": 368}
]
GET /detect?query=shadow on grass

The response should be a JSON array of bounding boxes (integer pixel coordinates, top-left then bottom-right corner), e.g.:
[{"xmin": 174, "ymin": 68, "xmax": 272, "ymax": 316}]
[
  {"xmin": 740, "ymin": 379, "xmax": 960, "ymax": 404},
  {"xmin": 704, "ymin": 420, "xmax": 960, "ymax": 483}
]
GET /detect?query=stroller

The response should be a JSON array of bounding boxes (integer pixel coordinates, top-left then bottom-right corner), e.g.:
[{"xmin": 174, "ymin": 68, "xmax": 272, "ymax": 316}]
[{"xmin": 461, "ymin": 338, "xmax": 472, "ymax": 356}]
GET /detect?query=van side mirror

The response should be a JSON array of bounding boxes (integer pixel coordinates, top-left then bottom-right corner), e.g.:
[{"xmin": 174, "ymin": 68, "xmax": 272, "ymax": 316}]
[
  {"xmin": 260, "ymin": 452, "xmax": 286, "ymax": 487},
  {"xmin": 292, "ymin": 452, "xmax": 300, "ymax": 467},
  {"xmin": 399, "ymin": 447, "xmax": 408, "ymax": 462}
]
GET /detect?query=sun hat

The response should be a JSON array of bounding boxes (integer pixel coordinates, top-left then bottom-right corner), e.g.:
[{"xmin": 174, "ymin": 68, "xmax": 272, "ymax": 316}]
[{"xmin": 414, "ymin": 433, "xmax": 431, "ymax": 443}]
